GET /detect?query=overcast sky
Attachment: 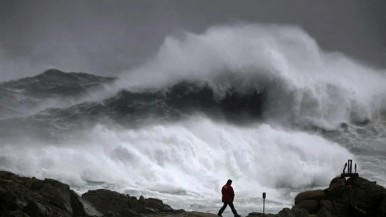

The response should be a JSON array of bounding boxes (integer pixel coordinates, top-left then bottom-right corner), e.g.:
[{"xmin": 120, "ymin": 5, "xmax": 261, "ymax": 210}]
[{"xmin": 0, "ymin": 0, "xmax": 385, "ymax": 81}]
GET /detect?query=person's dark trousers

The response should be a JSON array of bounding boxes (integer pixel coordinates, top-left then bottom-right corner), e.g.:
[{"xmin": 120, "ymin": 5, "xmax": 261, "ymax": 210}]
[{"xmin": 217, "ymin": 202, "xmax": 239, "ymax": 217}]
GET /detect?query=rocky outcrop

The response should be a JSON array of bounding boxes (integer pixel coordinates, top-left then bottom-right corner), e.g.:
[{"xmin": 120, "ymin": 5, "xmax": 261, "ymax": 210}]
[
  {"xmin": 248, "ymin": 175, "xmax": 386, "ymax": 217},
  {"xmin": 0, "ymin": 171, "xmax": 196, "ymax": 217},
  {"xmin": 81, "ymin": 189, "xmax": 183, "ymax": 217},
  {"xmin": 2, "ymin": 171, "xmax": 386, "ymax": 217},
  {"xmin": 0, "ymin": 171, "xmax": 84, "ymax": 217}
]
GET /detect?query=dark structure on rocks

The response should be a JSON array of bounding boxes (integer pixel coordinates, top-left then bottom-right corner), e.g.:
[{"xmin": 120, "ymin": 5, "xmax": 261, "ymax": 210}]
[{"xmin": 341, "ymin": 159, "xmax": 359, "ymax": 179}]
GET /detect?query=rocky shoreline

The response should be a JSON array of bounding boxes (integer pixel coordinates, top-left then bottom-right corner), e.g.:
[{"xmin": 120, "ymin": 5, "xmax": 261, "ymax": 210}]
[{"xmin": 1, "ymin": 171, "xmax": 386, "ymax": 217}]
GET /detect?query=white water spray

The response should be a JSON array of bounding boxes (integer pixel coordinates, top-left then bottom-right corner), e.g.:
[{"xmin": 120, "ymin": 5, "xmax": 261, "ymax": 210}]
[
  {"xmin": 0, "ymin": 116, "xmax": 351, "ymax": 209},
  {"xmin": 117, "ymin": 23, "xmax": 386, "ymax": 129}
]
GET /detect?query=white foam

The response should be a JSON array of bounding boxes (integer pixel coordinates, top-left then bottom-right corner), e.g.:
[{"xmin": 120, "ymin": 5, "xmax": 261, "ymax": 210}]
[{"xmin": 0, "ymin": 116, "xmax": 352, "ymax": 206}]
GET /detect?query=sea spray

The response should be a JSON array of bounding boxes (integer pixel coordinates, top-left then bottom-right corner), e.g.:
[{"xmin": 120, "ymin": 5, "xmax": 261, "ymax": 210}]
[
  {"xmin": 117, "ymin": 24, "xmax": 386, "ymax": 129},
  {"xmin": 0, "ymin": 116, "xmax": 352, "ymax": 205}
]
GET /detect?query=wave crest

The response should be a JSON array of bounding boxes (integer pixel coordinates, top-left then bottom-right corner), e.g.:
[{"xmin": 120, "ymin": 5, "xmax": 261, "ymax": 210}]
[{"xmin": 117, "ymin": 23, "xmax": 386, "ymax": 129}]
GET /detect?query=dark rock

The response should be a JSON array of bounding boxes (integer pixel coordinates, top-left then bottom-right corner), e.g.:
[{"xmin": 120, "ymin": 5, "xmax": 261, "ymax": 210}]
[
  {"xmin": 81, "ymin": 189, "xmax": 131, "ymax": 214},
  {"xmin": 294, "ymin": 189, "xmax": 325, "ymax": 205},
  {"xmin": 294, "ymin": 200, "xmax": 319, "ymax": 213},
  {"xmin": 319, "ymin": 200, "xmax": 333, "ymax": 213},
  {"xmin": 78, "ymin": 198, "xmax": 102, "ymax": 217},
  {"xmin": 23, "ymin": 201, "xmax": 48, "ymax": 217},
  {"xmin": 0, "ymin": 171, "xmax": 214, "ymax": 217},
  {"xmin": 326, "ymin": 177, "xmax": 346, "ymax": 199},
  {"xmin": 247, "ymin": 175, "xmax": 386, "ymax": 217},
  {"xmin": 0, "ymin": 171, "xmax": 86, "ymax": 217},
  {"xmin": 247, "ymin": 212, "xmax": 277, "ymax": 217},
  {"xmin": 296, "ymin": 176, "xmax": 386, "ymax": 217},
  {"xmin": 138, "ymin": 195, "xmax": 145, "ymax": 204},
  {"xmin": 277, "ymin": 208, "xmax": 294, "ymax": 217},
  {"xmin": 290, "ymin": 207, "xmax": 308, "ymax": 217},
  {"xmin": 347, "ymin": 176, "xmax": 385, "ymax": 213},
  {"xmin": 70, "ymin": 190, "xmax": 86, "ymax": 217},
  {"xmin": 0, "ymin": 210, "xmax": 30, "ymax": 217},
  {"xmin": 81, "ymin": 189, "xmax": 184, "ymax": 217},
  {"xmin": 317, "ymin": 207, "xmax": 333, "ymax": 217},
  {"xmin": 379, "ymin": 196, "xmax": 386, "ymax": 215},
  {"xmin": 144, "ymin": 198, "xmax": 165, "ymax": 210},
  {"xmin": 4, "ymin": 170, "xmax": 386, "ymax": 217}
]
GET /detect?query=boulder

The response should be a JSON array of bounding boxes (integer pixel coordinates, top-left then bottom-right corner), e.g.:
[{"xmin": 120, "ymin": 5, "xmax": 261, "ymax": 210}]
[
  {"xmin": 0, "ymin": 171, "xmax": 86, "ymax": 217},
  {"xmin": 81, "ymin": 189, "xmax": 131, "ymax": 214},
  {"xmin": 317, "ymin": 207, "xmax": 332, "ymax": 217},
  {"xmin": 144, "ymin": 198, "xmax": 172, "ymax": 212},
  {"xmin": 347, "ymin": 176, "xmax": 385, "ymax": 213},
  {"xmin": 79, "ymin": 197, "xmax": 102, "ymax": 217},
  {"xmin": 0, "ymin": 210, "xmax": 30, "ymax": 217},
  {"xmin": 319, "ymin": 200, "xmax": 333, "ymax": 214},
  {"xmin": 81, "ymin": 189, "xmax": 184, "ymax": 216},
  {"xmin": 277, "ymin": 208, "xmax": 294, "ymax": 217},
  {"xmin": 246, "ymin": 212, "xmax": 276, "ymax": 217},
  {"xmin": 379, "ymin": 196, "xmax": 386, "ymax": 215},
  {"xmin": 294, "ymin": 200, "xmax": 319, "ymax": 213},
  {"xmin": 326, "ymin": 177, "xmax": 346, "ymax": 199},
  {"xmin": 0, "ymin": 171, "xmax": 215, "ymax": 217},
  {"xmin": 289, "ymin": 207, "xmax": 308, "ymax": 217},
  {"xmin": 294, "ymin": 190, "xmax": 326, "ymax": 205}
]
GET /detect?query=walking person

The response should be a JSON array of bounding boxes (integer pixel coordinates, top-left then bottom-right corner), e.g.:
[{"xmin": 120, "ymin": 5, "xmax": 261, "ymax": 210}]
[{"xmin": 217, "ymin": 179, "xmax": 241, "ymax": 217}]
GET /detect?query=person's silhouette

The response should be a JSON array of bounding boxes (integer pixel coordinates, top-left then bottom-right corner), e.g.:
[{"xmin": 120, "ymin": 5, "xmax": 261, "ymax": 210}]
[{"xmin": 217, "ymin": 179, "xmax": 241, "ymax": 217}]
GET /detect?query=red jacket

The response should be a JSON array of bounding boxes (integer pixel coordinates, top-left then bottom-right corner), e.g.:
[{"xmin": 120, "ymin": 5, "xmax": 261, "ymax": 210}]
[{"xmin": 221, "ymin": 184, "xmax": 235, "ymax": 203}]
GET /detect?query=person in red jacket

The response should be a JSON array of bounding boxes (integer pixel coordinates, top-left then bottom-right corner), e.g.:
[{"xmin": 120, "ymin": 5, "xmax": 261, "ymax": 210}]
[{"xmin": 217, "ymin": 179, "xmax": 241, "ymax": 217}]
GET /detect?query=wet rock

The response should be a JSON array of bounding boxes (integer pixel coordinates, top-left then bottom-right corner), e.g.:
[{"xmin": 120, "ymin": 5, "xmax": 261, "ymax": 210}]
[
  {"xmin": 81, "ymin": 189, "xmax": 184, "ymax": 217},
  {"xmin": 294, "ymin": 190, "xmax": 325, "ymax": 205},
  {"xmin": 79, "ymin": 198, "xmax": 102, "ymax": 217},
  {"xmin": 294, "ymin": 200, "xmax": 318, "ymax": 214},
  {"xmin": 277, "ymin": 208, "xmax": 294, "ymax": 217},
  {"xmin": 347, "ymin": 176, "xmax": 385, "ymax": 213},
  {"xmin": 246, "ymin": 212, "xmax": 277, "ymax": 217},
  {"xmin": 317, "ymin": 207, "xmax": 332, "ymax": 217},
  {"xmin": 81, "ymin": 189, "xmax": 131, "ymax": 214},
  {"xmin": 0, "ymin": 171, "xmax": 86, "ymax": 217},
  {"xmin": 0, "ymin": 210, "xmax": 30, "ymax": 217},
  {"xmin": 139, "ymin": 195, "xmax": 145, "ymax": 204},
  {"xmin": 248, "ymin": 175, "xmax": 386, "ymax": 217},
  {"xmin": 0, "ymin": 171, "xmax": 211, "ymax": 217},
  {"xmin": 290, "ymin": 207, "xmax": 308, "ymax": 217},
  {"xmin": 326, "ymin": 177, "xmax": 346, "ymax": 199},
  {"xmin": 379, "ymin": 196, "xmax": 386, "ymax": 215}
]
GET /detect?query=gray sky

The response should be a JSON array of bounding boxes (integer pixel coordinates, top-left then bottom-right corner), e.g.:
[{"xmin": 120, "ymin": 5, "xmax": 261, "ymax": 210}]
[{"xmin": 1, "ymin": 0, "xmax": 386, "ymax": 81}]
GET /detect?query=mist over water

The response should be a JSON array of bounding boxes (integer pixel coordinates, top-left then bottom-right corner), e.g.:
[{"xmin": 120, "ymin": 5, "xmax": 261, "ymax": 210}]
[{"xmin": 1, "ymin": 23, "xmax": 386, "ymax": 215}]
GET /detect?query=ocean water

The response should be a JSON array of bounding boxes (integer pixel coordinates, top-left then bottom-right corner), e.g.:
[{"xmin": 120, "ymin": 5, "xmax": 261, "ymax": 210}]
[{"xmin": 0, "ymin": 24, "xmax": 386, "ymax": 216}]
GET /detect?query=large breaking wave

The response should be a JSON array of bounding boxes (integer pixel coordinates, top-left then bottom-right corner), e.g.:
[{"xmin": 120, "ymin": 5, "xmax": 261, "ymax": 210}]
[
  {"xmin": 1, "ymin": 23, "xmax": 386, "ymax": 215},
  {"xmin": 118, "ymin": 24, "xmax": 386, "ymax": 130}
]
